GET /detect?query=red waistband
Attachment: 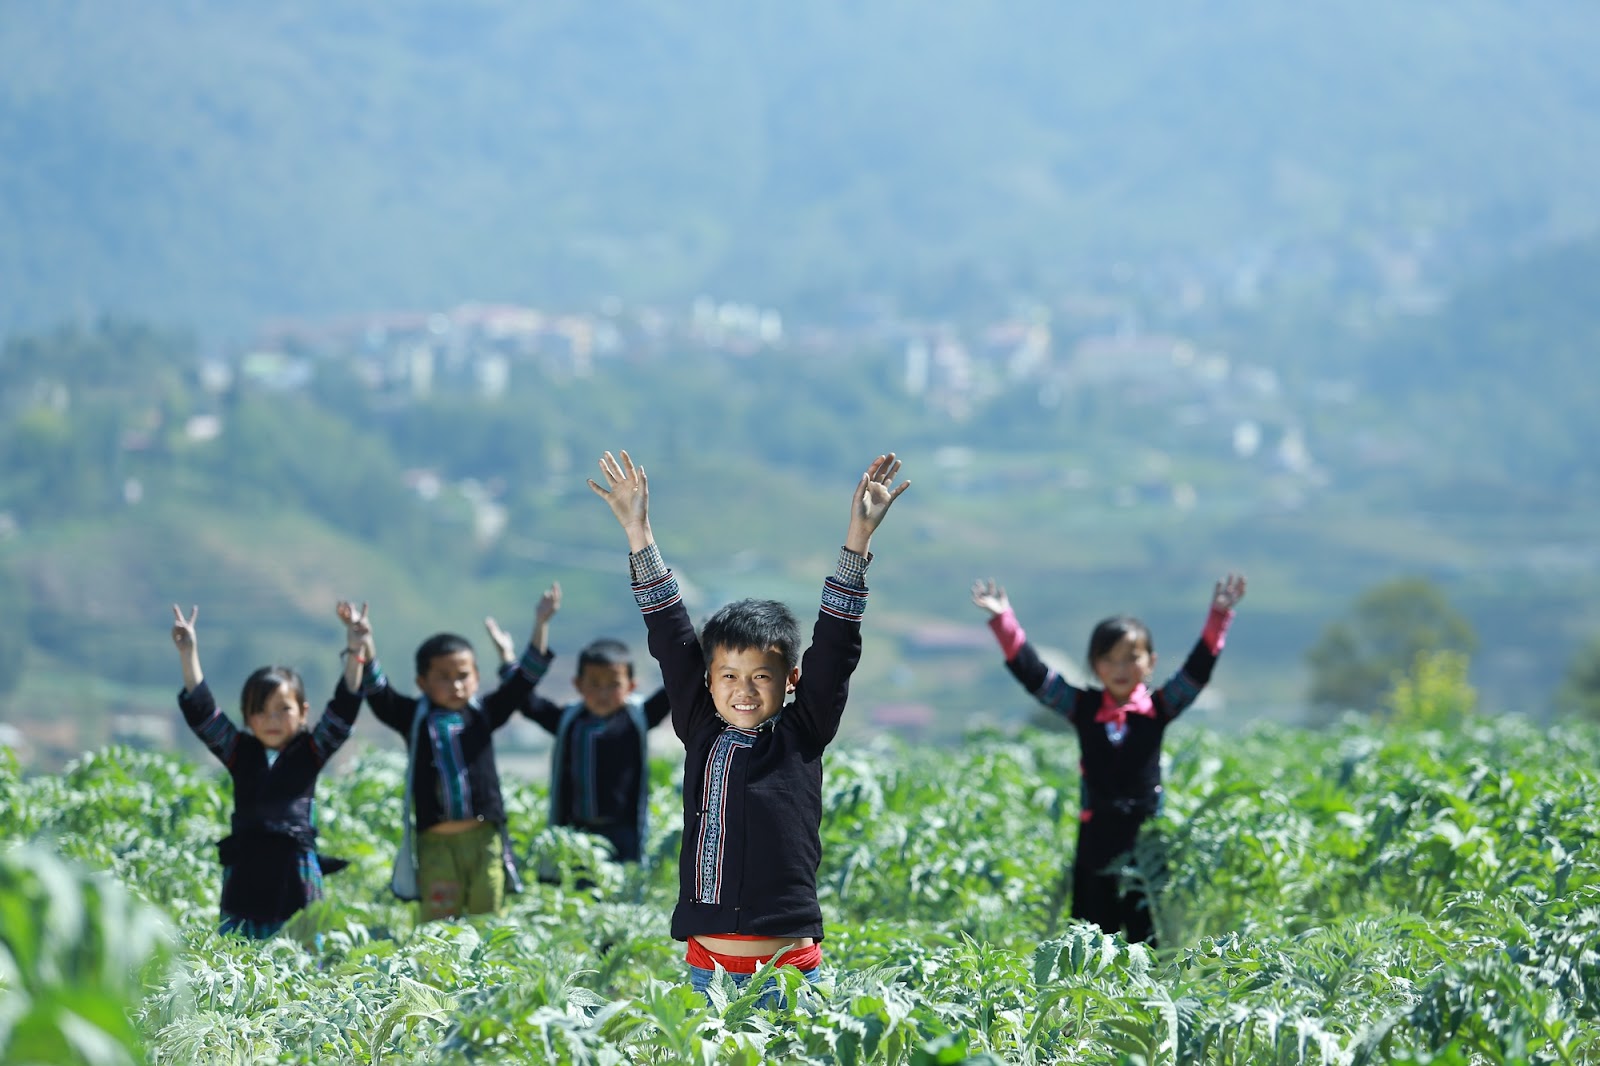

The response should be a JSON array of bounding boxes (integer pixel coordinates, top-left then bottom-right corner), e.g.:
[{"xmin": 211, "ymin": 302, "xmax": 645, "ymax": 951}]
[{"xmin": 686, "ymin": 937, "xmax": 822, "ymax": 975}]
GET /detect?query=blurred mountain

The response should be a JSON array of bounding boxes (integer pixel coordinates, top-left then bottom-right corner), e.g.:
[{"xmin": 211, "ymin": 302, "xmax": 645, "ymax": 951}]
[
  {"xmin": 5, "ymin": 1, "xmax": 1600, "ymax": 331},
  {"xmin": 4, "ymin": 224, "xmax": 1600, "ymax": 765}
]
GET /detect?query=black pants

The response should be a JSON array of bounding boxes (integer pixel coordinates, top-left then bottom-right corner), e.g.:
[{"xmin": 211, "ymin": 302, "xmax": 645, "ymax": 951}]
[
  {"xmin": 588, "ymin": 822, "xmax": 642, "ymax": 864},
  {"xmin": 1071, "ymin": 808, "xmax": 1158, "ymax": 945}
]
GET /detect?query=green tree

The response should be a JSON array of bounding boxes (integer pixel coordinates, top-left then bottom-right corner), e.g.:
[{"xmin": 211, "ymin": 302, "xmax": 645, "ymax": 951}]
[
  {"xmin": 1556, "ymin": 634, "xmax": 1600, "ymax": 721},
  {"xmin": 1305, "ymin": 577, "xmax": 1477, "ymax": 716}
]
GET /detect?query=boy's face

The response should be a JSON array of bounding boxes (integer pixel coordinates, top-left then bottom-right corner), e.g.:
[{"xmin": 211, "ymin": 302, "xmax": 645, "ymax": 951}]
[
  {"xmin": 248, "ymin": 683, "xmax": 309, "ymax": 750},
  {"xmin": 576, "ymin": 662, "xmax": 637, "ymax": 718},
  {"xmin": 1092, "ymin": 635, "xmax": 1156, "ymax": 704},
  {"xmin": 706, "ymin": 644, "xmax": 798, "ymax": 730},
  {"xmin": 417, "ymin": 649, "xmax": 480, "ymax": 710}
]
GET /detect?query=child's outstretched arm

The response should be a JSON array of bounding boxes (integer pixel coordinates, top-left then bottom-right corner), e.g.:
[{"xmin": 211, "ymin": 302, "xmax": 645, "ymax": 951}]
[
  {"xmin": 972, "ymin": 581, "xmax": 1085, "ymax": 720},
  {"xmin": 1156, "ymin": 573, "xmax": 1248, "ymax": 721},
  {"xmin": 338, "ymin": 600, "xmax": 373, "ymax": 692},
  {"xmin": 171, "ymin": 604, "xmax": 243, "ymax": 765},
  {"xmin": 306, "ymin": 601, "xmax": 370, "ymax": 765},
  {"xmin": 338, "ymin": 600, "xmax": 415, "ymax": 733},
  {"xmin": 789, "ymin": 453, "xmax": 912, "ymax": 747},
  {"xmin": 171, "ymin": 604, "xmax": 203, "ymax": 693},
  {"xmin": 487, "ymin": 581, "xmax": 561, "ymax": 673},
  {"xmin": 484, "ymin": 616, "xmax": 517, "ymax": 667},
  {"xmin": 1203, "ymin": 573, "xmax": 1247, "ymax": 652},
  {"xmin": 589, "ymin": 450, "xmax": 710, "ymax": 740},
  {"xmin": 481, "ymin": 583, "xmax": 561, "ymax": 727},
  {"xmin": 971, "ymin": 579, "xmax": 1028, "ymax": 661},
  {"xmin": 532, "ymin": 582, "xmax": 560, "ymax": 656}
]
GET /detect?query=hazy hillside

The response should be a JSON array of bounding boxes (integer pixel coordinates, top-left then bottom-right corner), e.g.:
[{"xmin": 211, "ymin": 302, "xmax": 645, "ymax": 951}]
[
  {"xmin": 4, "ymin": 222, "xmax": 1600, "ymax": 766},
  {"xmin": 1359, "ymin": 235, "xmax": 1600, "ymax": 483},
  {"xmin": 5, "ymin": 2, "xmax": 1600, "ymax": 330}
]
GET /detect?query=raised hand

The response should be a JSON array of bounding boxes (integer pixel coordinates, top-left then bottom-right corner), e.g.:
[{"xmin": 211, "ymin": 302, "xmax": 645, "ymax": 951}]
[
  {"xmin": 535, "ymin": 582, "xmax": 562, "ymax": 625},
  {"xmin": 483, "ymin": 615, "xmax": 516, "ymax": 665},
  {"xmin": 529, "ymin": 581, "xmax": 562, "ymax": 656},
  {"xmin": 1212, "ymin": 573, "xmax": 1248, "ymax": 612},
  {"xmin": 171, "ymin": 604, "xmax": 199, "ymax": 652},
  {"xmin": 970, "ymin": 579, "xmax": 1011, "ymax": 617},
  {"xmin": 845, "ymin": 453, "xmax": 911, "ymax": 554},
  {"xmin": 588, "ymin": 450, "xmax": 653, "ymax": 550},
  {"xmin": 336, "ymin": 600, "xmax": 372, "ymax": 653},
  {"xmin": 172, "ymin": 603, "xmax": 204, "ymax": 692}
]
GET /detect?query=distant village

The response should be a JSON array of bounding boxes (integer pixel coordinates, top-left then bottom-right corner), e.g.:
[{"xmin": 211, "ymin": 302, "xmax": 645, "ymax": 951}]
[
  {"xmin": 181, "ymin": 274, "xmax": 1359, "ymax": 535},
  {"xmin": 7, "ymin": 227, "xmax": 1449, "ymax": 767}
]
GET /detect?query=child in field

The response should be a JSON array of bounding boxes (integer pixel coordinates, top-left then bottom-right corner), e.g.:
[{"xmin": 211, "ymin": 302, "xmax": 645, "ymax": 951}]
[
  {"xmin": 170, "ymin": 602, "xmax": 370, "ymax": 939},
  {"xmin": 343, "ymin": 588, "xmax": 558, "ymax": 921},
  {"xmin": 589, "ymin": 449, "xmax": 909, "ymax": 998},
  {"xmin": 971, "ymin": 574, "xmax": 1246, "ymax": 945},
  {"xmin": 486, "ymin": 602, "xmax": 670, "ymax": 867}
]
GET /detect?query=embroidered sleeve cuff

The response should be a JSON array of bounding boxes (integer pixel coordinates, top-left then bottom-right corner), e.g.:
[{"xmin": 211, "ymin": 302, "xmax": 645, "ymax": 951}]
[
  {"xmin": 821, "ymin": 575, "xmax": 869, "ymax": 622},
  {"xmin": 362, "ymin": 660, "xmax": 388, "ymax": 696},
  {"xmin": 629, "ymin": 543, "xmax": 681, "ymax": 614},
  {"xmin": 833, "ymin": 546, "xmax": 871, "ymax": 589},
  {"xmin": 517, "ymin": 645, "xmax": 554, "ymax": 681}
]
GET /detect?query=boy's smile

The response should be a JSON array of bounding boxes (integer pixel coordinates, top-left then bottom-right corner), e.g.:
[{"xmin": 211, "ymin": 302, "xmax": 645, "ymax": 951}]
[{"xmin": 707, "ymin": 645, "xmax": 798, "ymax": 729}]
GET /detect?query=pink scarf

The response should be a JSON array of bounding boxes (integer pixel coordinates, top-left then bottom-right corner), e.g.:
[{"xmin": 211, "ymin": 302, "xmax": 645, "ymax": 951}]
[{"xmin": 1094, "ymin": 683, "xmax": 1155, "ymax": 731}]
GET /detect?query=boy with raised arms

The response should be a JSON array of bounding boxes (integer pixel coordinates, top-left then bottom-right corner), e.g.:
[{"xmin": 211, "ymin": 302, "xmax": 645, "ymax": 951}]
[{"xmin": 589, "ymin": 449, "xmax": 909, "ymax": 997}]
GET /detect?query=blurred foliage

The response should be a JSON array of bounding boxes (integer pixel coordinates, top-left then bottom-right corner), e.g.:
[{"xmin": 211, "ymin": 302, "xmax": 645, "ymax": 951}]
[
  {"xmin": 1305, "ymin": 578, "xmax": 1477, "ymax": 717},
  {"xmin": 1556, "ymin": 634, "xmax": 1600, "ymax": 722},
  {"xmin": 0, "ymin": 835, "xmax": 173, "ymax": 1066},
  {"xmin": 2, "ymin": 703, "xmax": 1599, "ymax": 1063},
  {"xmin": 1386, "ymin": 650, "xmax": 1476, "ymax": 731}
]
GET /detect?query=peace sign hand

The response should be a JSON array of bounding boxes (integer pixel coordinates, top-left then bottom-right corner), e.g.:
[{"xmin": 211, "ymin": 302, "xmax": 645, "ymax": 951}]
[
  {"xmin": 171, "ymin": 604, "xmax": 199, "ymax": 651},
  {"xmin": 336, "ymin": 600, "xmax": 372, "ymax": 653}
]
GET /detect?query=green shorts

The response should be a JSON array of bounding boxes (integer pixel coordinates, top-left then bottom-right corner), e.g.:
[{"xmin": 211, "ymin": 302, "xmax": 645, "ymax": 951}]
[{"xmin": 416, "ymin": 821, "xmax": 504, "ymax": 920}]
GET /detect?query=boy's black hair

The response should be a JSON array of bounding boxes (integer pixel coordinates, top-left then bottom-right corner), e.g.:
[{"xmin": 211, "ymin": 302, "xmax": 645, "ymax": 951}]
[
  {"xmin": 415, "ymin": 632, "xmax": 476, "ymax": 678},
  {"xmin": 1086, "ymin": 615, "xmax": 1154, "ymax": 667},
  {"xmin": 577, "ymin": 638, "xmax": 635, "ymax": 679},
  {"xmin": 700, "ymin": 598, "xmax": 802, "ymax": 672},
  {"xmin": 239, "ymin": 666, "xmax": 308, "ymax": 722}
]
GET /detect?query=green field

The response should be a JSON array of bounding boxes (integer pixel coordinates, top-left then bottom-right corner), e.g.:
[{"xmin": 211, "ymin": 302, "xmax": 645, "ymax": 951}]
[{"xmin": 3, "ymin": 682, "xmax": 1597, "ymax": 1064}]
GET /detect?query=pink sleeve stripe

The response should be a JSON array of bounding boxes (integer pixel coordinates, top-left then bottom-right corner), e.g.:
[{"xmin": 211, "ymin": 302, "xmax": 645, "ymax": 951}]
[
  {"xmin": 988, "ymin": 609, "xmax": 1027, "ymax": 661},
  {"xmin": 1202, "ymin": 607, "xmax": 1234, "ymax": 654}
]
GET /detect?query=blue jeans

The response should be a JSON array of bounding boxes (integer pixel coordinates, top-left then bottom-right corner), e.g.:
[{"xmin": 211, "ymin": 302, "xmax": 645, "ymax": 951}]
[{"xmin": 689, "ymin": 964, "xmax": 821, "ymax": 1009}]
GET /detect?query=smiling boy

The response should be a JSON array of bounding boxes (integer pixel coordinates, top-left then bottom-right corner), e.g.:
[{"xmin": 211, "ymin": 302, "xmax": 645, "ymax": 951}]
[
  {"xmin": 488, "ymin": 598, "xmax": 670, "ymax": 867},
  {"xmin": 347, "ymin": 587, "xmax": 559, "ymax": 920},
  {"xmin": 589, "ymin": 450, "xmax": 909, "ymax": 997}
]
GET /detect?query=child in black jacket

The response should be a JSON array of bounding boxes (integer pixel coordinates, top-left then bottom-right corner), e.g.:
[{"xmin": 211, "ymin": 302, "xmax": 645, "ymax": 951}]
[
  {"xmin": 170, "ymin": 602, "xmax": 370, "ymax": 938},
  {"xmin": 590, "ymin": 450, "xmax": 909, "ymax": 999},
  {"xmin": 972, "ymin": 574, "xmax": 1246, "ymax": 944}
]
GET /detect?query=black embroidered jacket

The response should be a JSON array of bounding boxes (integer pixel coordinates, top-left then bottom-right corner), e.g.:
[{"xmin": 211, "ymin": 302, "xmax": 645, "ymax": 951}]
[
  {"xmin": 178, "ymin": 677, "xmax": 361, "ymax": 921},
  {"xmin": 630, "ymin": 543, "xmax": 869, "ymax": 942}
]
